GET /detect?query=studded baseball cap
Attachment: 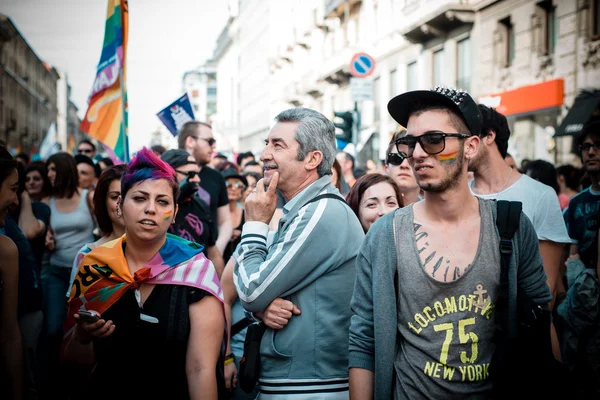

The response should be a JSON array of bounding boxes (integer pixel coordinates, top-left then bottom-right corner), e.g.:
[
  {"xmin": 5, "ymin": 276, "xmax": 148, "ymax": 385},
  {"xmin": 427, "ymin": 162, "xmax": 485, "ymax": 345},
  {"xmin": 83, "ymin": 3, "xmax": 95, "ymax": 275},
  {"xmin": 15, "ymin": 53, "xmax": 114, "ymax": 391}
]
[{"xmin": 387, "ymin": 86, "xmax": 482, "ymax": 136}]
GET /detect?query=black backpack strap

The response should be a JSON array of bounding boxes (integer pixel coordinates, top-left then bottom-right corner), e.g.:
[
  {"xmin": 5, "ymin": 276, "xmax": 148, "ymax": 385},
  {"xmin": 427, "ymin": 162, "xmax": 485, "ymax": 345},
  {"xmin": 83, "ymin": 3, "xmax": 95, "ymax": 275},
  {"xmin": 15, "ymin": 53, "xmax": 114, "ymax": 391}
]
[
  {"xmin": 301, "ymin": 192, "xmax": 347, "ymax": 208},
  {"xmin": 495, "ymin": 200, "xmax": 522, "ymax": 338},
  {"xmin": 231, "ymin": 317, "xmax": 254, "ymax": 337}
]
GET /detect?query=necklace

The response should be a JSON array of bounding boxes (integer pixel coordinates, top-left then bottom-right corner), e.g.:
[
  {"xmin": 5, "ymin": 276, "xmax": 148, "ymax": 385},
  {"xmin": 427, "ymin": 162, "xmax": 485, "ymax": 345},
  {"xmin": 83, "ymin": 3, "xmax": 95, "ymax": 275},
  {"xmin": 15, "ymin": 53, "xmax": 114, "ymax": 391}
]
[{"xmin": 495, "ymin": 167, "xmax": 513, "ymax": 199}]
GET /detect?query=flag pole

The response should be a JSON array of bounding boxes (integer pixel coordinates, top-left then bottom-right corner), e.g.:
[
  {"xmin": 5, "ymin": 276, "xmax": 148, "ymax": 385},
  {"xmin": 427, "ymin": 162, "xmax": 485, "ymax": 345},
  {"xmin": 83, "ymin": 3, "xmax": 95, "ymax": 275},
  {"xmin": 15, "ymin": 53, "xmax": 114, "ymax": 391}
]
[{"xmin": 119, "ymin": 68, "xmax": 129, "ymax": 163}]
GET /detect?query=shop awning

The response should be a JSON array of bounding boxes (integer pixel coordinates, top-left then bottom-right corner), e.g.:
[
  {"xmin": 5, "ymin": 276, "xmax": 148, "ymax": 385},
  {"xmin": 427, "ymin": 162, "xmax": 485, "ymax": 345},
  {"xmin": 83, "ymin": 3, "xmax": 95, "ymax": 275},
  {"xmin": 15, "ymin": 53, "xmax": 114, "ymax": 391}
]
[{"xmin": 555, "ymin": 90, "xmax": 600, "ymax": 137}]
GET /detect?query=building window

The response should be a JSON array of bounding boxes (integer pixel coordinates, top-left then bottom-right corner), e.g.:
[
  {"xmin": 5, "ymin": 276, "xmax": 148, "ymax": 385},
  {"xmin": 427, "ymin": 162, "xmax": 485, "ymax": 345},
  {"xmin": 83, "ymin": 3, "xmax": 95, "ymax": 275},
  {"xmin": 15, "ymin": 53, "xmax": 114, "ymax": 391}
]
[
  {"xmin": 457, "ymin": 37, "xmax": 471, "ymax": 92},
  {"xmin": 594, "ymin": 0, "xmax": 600, "ymax": 38},
  {"xmin": 208, "ymin": 87, "xmax": 217, "ymax": 96},
  {"xmin": 374, "ymin": 77, "xmax": 381, "ymax": 123},
  {"xmin": 499, "ymin": 17, "xmax": 515, "ymax": 67},
  {"xmin": 537, "ymin": 1, "xmax": 557, "ymax": 55},
  {"xmin": 390, "ymin": 69, "xmax": 397, "ymax": 97},
  {"xmin": 407, "ymin": 61, "xmax": 418, "ymax": 91},
  {"xmin": 432, "ymin": 48, "xmax": 444, "ymax": 87}
]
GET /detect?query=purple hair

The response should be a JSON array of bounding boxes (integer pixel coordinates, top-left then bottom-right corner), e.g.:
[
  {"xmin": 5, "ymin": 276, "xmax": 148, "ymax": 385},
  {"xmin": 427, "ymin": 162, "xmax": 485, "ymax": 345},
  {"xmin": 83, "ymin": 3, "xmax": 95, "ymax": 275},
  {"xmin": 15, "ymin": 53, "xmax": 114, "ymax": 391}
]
[{"xmin": 121, "ymin": 147, "xmax": 180, "ymax": 201}]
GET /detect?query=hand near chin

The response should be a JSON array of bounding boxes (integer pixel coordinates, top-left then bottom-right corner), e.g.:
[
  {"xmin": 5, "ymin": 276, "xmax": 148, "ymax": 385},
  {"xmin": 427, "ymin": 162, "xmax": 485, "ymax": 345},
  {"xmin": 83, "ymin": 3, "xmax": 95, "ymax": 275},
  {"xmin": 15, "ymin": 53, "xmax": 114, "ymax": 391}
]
[{"xmin": 244, "ymin": 172, "xmax": 279, "ymax": 225}]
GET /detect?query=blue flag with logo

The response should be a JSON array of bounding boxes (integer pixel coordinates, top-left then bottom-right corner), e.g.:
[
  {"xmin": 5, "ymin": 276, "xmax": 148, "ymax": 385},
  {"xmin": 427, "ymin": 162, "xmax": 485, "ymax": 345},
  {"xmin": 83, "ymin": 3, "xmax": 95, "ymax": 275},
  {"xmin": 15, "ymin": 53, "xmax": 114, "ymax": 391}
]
[{"xmin": 156, "ymin": 93, "xmax": 196, "ymax": 136}]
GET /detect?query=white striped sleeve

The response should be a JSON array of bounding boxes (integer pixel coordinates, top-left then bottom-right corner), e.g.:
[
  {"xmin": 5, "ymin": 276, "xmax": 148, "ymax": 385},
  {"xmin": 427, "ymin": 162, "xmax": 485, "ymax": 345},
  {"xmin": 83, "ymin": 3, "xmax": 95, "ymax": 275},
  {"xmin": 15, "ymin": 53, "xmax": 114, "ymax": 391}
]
[{"xmin": 232, "ymin": 198, "xmax": 332, "ymax": 312}]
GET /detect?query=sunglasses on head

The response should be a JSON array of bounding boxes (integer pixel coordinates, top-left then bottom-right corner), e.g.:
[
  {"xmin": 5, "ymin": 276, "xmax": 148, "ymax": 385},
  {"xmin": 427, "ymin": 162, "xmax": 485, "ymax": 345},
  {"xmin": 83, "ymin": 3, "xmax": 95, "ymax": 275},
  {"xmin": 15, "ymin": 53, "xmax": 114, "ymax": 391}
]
[
  {"xmin": 193, "ymin": 136, "xmax": 216, "ymax": 146},
  {"xmin": 176, "ymin": 170, "xmax": 199, "ymax": 180},
  {"xmin": 386, "ymin": 153, "xmax": 406, "ymax": 166},
  {"xmin": 394, "ymin": 132, "xmax": 470, "ymax": 158},
  {"xmin": 226, "ymin": 182, "xmax": 246, "ymax": 190}
]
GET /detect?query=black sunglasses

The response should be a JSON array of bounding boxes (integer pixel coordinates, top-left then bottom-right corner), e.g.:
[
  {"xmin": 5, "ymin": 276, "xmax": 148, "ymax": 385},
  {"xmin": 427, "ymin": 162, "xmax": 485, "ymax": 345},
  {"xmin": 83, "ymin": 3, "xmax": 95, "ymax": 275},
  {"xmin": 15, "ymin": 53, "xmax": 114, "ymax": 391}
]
[
  {"xmin": 386, "ymin": 153, "xmax": 406, "ymax": 166},
  {"xmin": 193, "ymin": 136, "xmax": 216, "ymax": 146},
  {"xmin": 394, "ymin": 132, "xmax": 470, "ymax": 158},
  {"xmin": 579, "ymin": 142, "xmax": 600, "ymax": 153},
  {"xmin": 176, "ymin": 170, "xmax": 200, "ymax": 180}
]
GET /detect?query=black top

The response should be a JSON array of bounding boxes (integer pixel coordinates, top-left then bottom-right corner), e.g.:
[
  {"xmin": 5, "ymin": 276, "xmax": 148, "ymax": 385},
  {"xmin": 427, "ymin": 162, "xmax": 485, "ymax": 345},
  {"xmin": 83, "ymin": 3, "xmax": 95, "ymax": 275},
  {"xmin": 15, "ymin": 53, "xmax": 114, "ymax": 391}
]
[
  {"xmin": 3, "ymin": 216, "xmax": 42, "ymax": 316},
  {"xmin": 197, "ymin": 166, "xmax": 229, "ymax": 225},
  {"xmin": 170, "ymin": 195, "xmax": 217, "ymax": 252},
  {"xmin": 223, "ymin": 210, "xmax": 245, "ymax": 264},
  {"xmin": 87, "ymin": 285, "xmax": 225, "ymax": 399},
  {"xmin": 30, "ymin": 202, "xmax": 51, "ymax": 274}
]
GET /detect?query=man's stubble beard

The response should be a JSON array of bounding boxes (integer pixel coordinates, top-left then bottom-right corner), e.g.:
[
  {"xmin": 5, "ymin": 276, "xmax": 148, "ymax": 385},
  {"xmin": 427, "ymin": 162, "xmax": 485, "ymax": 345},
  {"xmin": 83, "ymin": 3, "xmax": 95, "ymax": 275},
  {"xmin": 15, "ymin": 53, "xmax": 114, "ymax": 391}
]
[{"xmin": 418, "ymin": 150, "xmax": 465, "ymax": 193}]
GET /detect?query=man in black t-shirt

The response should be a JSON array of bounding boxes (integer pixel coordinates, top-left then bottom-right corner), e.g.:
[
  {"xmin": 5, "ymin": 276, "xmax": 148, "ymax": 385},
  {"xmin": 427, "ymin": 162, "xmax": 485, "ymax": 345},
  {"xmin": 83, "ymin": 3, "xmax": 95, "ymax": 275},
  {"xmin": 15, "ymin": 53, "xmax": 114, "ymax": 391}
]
[
  {"xmin": 162, "ymin": 149, "xmax": 225, "ymax": 276},
  {"xmin": 178, "ymin": 122, "xmax": 232, "ymax": 262}
]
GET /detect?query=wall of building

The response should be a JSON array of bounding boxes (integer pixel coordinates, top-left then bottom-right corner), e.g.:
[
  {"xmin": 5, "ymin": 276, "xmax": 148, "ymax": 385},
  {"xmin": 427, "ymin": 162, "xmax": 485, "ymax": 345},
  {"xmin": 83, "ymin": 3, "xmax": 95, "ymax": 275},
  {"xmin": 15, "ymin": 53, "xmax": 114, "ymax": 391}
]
[
  {"xmin": 211, "ymin": 0, "xmax": 599, "ymax": 166},
  {"xmin": 0, "ymin": 15, "xmax": 59, "ymax": 152}
]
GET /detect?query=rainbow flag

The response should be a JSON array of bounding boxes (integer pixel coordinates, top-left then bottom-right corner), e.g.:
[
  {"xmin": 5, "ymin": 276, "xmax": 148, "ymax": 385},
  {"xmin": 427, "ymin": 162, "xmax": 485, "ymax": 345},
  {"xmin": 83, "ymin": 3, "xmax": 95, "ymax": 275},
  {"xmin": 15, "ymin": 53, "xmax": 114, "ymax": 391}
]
[{"xmin": 80, "ymin": 0, "xmax": 129, "ymax": 162}]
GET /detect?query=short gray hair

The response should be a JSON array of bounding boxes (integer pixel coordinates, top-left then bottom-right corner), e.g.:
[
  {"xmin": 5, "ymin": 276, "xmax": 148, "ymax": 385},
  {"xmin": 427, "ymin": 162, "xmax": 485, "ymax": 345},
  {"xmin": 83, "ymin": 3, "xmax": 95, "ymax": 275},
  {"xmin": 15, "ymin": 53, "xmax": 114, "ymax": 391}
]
[{"xmin": 274, "ymin": 107, "xmax": 336, "ymax": 177}]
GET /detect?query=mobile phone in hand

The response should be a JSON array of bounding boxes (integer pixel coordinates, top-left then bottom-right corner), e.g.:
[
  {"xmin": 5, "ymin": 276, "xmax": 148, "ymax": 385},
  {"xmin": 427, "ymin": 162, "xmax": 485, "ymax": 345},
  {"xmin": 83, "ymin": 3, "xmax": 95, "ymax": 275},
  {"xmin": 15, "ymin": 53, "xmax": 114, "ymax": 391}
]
[{"xmin": 78, "ymin": 310, "xmax": 100, "ymax": 323}]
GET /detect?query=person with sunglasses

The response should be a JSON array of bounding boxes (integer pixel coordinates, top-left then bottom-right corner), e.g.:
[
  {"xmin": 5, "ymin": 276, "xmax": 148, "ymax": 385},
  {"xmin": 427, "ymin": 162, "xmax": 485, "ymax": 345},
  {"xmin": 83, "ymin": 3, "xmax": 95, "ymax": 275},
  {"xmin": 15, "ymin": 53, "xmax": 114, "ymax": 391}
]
[
  {"xmin": 178, "ymin": 122, "xmax": 233, "ymax": 266},
  {"xmin": 221, "ymin": 168, "xmax": 248, "ymax": 265},
  {"xmin": 349, "ymin": 87, "xmax": 552, "ymax": 399},
  {"xmin": 161, "ymin": 149, "xmax": 225, "ymax": 276},
  {"xmin": 385, "ymin": 129, "xmax": 422, "ymax": 206},
  {"xmin": 76, "ymin": 139, "xmax": 97, "ymax": 160}
]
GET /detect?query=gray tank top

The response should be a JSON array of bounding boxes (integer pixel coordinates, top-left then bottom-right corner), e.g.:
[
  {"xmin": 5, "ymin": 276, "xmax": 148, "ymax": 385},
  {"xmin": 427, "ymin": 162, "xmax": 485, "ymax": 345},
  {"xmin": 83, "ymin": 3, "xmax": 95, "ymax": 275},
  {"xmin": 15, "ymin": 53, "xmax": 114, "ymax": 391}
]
[
  {"xmin": 394, "ymin": 198, "xmax": 500, "ymax": 399},
  {"xmin": 49, "ymin": 190, "xmax": 95, "ymax": 268}
]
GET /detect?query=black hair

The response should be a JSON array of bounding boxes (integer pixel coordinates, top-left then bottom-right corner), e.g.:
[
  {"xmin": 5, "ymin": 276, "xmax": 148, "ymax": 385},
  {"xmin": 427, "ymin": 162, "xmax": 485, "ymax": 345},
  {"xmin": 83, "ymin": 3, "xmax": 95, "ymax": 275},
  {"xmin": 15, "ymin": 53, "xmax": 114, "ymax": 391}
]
[
  {"xmin": 556, "ymin": 164, "xmax": 583, "ymax": 192},
  {"xmin": 74, "ymin": 154, "xmax": 95, "ymax": 168},
  {"xmin": 236, "ymin": 151, "xmax": 254, "ymax": 166},
  {"xmin": 0, "ymin": 145, "xmax": 18, "ymax": 186},
  {"xmin": 576, "ymin": 117, "xmax": 600, "ymax": 150},
  {"xmin": 99, "ymin": 157, "xmax": 114, "ymax": 168},
  {"xmin": 78, "ymin": 139, "xmax": 96, "ymax": 152},
  {"xmin": 16, "ymin": 152, "xmax": 30, "ymax": 164},
  {"xmin": 477, "ymin": 104, "xmax": 510, "ymax": 158},
  {"xmin": 525, "ymin": 159, "xmax": 559, "ymax": 194},
  {"xmin": 243, "ymin": 160, "xmax": 260, "ymax": 167},
  {"xmin": 150, "ymin": 144, "xmax": 166, "ymax": 156}
]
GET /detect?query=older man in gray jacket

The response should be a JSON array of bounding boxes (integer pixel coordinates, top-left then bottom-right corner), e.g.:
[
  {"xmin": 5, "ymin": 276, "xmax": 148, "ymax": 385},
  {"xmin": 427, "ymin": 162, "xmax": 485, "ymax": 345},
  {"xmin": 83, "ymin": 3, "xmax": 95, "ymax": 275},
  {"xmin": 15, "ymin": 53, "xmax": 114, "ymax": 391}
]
[{"xmin": 233, "ymin": 107, "xmax": 364, "ymax": 399}]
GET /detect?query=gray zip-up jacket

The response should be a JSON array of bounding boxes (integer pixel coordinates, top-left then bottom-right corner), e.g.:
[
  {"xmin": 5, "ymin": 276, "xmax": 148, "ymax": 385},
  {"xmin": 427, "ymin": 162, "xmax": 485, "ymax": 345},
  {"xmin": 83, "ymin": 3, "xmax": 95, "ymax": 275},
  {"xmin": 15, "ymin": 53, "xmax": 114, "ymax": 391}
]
[
  {"xmin": 233, "ymin": 176, "xmax": 364, "ymax": 397},
  {"xmin": 348, "ymin": 202, "xmax": 552, "ymax": 399}
]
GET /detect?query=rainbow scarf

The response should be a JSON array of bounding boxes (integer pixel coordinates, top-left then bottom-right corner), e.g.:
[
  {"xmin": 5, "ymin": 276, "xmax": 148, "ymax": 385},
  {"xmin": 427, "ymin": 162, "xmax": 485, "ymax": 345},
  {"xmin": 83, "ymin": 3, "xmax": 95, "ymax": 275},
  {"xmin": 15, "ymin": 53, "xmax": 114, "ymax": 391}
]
[
  {"xmin": 64, "ymin": 233, "xmax": 223, "ymax": 342},
  {"xmin": 80, "ymin": 0, "xmax": 129, "ymax": 162}
]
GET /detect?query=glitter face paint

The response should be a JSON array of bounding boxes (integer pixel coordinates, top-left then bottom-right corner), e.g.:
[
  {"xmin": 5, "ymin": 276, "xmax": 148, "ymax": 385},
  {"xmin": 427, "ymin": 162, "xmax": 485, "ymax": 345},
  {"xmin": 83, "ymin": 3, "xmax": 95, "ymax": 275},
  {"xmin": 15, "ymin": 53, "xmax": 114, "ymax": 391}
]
[
  {"xmin": 438, "ymin": 151, "xmax": 458, "ymax": 164},
  {"xmin": 163, "ymin": 210, "xmax": 173, "ymax": 221}
]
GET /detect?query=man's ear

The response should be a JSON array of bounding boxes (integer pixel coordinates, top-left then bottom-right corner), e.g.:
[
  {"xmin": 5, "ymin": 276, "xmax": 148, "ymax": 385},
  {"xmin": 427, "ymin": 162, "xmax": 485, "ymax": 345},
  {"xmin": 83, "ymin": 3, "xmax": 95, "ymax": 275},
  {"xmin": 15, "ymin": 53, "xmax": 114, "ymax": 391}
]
[
  {"xmin": 485, "ymin": 129, "xmax": 497, "ymax": 145},
  {"xmin": 465, "ymin": 135, "xmax": 481, "ymax": 160},
  {"xmin": 304, "ymin": 150, "xmax": 324, "ymax": 172}
]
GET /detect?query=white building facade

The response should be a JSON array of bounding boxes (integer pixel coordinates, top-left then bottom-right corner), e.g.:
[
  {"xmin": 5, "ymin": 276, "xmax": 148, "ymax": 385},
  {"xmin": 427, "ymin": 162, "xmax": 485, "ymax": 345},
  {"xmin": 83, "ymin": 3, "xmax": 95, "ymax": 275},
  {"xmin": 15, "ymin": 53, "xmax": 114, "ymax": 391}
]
[{"xmin": 213, "ymin": 0, "xmax": 600, "ymax": 165}]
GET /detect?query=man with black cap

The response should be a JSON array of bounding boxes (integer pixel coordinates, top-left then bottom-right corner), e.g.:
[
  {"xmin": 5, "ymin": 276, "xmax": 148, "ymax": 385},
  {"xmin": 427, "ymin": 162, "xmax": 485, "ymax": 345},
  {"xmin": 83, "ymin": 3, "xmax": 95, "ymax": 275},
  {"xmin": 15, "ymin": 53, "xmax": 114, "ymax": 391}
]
[
  {"xmin": 348, "ymin": 87, "xmax": 551, "ymax": 399},
  {"xmin": 161, "ymin": 149, "xmax": 224, "ymax": 275}
]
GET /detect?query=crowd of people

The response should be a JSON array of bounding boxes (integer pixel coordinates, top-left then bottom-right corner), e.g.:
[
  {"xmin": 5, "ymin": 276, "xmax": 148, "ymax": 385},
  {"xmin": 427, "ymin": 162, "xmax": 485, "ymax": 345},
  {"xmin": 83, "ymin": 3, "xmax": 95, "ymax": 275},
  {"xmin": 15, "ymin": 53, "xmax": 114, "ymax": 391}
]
[{"xmin": 0, "ymin": 86, "xmax": 598, "ymax": 399}]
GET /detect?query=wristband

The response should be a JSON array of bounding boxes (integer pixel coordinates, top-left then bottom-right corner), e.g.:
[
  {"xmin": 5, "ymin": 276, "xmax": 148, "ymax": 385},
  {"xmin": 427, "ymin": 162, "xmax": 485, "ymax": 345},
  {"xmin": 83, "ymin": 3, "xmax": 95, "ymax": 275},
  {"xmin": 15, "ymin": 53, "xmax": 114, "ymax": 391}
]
[{"xmin": 224, "ymin": 353, "xmax": 235, "ymax": 365}]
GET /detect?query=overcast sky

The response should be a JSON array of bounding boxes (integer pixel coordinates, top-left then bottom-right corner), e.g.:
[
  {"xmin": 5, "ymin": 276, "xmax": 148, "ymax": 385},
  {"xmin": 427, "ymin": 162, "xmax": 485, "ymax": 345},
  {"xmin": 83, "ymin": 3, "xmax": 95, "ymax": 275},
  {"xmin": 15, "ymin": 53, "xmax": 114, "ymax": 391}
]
[{"xmin": 1, "ymin": 0, "xmax": 229, "ymax": 153}]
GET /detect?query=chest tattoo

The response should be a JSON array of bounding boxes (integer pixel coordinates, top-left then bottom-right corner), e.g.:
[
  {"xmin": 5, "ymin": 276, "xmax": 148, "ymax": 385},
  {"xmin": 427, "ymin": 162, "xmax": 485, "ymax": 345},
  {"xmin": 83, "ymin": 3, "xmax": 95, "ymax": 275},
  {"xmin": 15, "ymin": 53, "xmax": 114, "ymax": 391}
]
[{"xmin": 414, "ymin": 223, "xmax": 470, "ymax": 282}]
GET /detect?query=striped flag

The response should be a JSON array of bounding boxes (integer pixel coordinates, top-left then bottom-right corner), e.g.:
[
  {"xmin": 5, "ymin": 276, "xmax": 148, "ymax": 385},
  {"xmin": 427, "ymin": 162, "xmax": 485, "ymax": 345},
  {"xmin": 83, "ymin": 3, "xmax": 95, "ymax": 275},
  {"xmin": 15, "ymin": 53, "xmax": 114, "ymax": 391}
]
[{"xmin": 80, "ymin": 0, "xmax": 129, "ymax": 162}]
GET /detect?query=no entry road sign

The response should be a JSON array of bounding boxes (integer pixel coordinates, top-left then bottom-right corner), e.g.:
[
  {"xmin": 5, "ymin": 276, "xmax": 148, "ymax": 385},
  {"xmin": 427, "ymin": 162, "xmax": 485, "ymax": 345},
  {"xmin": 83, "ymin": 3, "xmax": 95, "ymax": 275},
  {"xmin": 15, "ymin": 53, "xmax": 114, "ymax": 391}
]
[{"xmin": 349, "ymin": 52, "xmax": 376, "ymax": 78}]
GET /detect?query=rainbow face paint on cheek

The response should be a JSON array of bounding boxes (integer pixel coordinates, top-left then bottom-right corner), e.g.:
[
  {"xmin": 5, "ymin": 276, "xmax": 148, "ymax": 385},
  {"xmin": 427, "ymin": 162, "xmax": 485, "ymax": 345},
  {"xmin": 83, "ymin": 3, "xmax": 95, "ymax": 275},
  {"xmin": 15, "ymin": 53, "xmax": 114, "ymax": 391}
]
[
  {"xmin": 163, "ymin": 210, "xmax": 173, "ymax": 221},
  {"xmin": 438, "ymin": 151, "xmax": 458, "ymax": 164}
]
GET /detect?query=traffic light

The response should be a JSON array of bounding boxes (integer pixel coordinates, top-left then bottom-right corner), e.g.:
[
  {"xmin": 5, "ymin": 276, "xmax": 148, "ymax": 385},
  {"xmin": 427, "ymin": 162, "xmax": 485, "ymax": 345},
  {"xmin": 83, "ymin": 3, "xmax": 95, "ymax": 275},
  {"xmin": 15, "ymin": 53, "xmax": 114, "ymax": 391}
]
[{"xmin": 333, "ymin": 111, "xmax": 353, "ymax": 143}]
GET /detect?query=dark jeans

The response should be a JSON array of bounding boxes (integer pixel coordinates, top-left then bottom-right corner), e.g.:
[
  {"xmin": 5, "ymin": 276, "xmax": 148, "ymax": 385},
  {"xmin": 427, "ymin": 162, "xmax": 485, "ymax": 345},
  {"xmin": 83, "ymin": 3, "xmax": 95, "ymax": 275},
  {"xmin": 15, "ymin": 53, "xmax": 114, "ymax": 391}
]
[{"xmin": 40, "ymin": 264, "xmax": 70, "ymax": 399}]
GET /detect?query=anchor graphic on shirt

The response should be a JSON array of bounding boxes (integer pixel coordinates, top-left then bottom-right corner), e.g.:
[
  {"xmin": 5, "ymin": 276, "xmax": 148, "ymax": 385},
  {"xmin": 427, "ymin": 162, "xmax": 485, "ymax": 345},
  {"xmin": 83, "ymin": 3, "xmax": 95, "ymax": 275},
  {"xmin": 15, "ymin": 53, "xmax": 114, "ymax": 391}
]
[{"xmin": 473, "ymin": 284, "xmax": 490, "ymax": 310}]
